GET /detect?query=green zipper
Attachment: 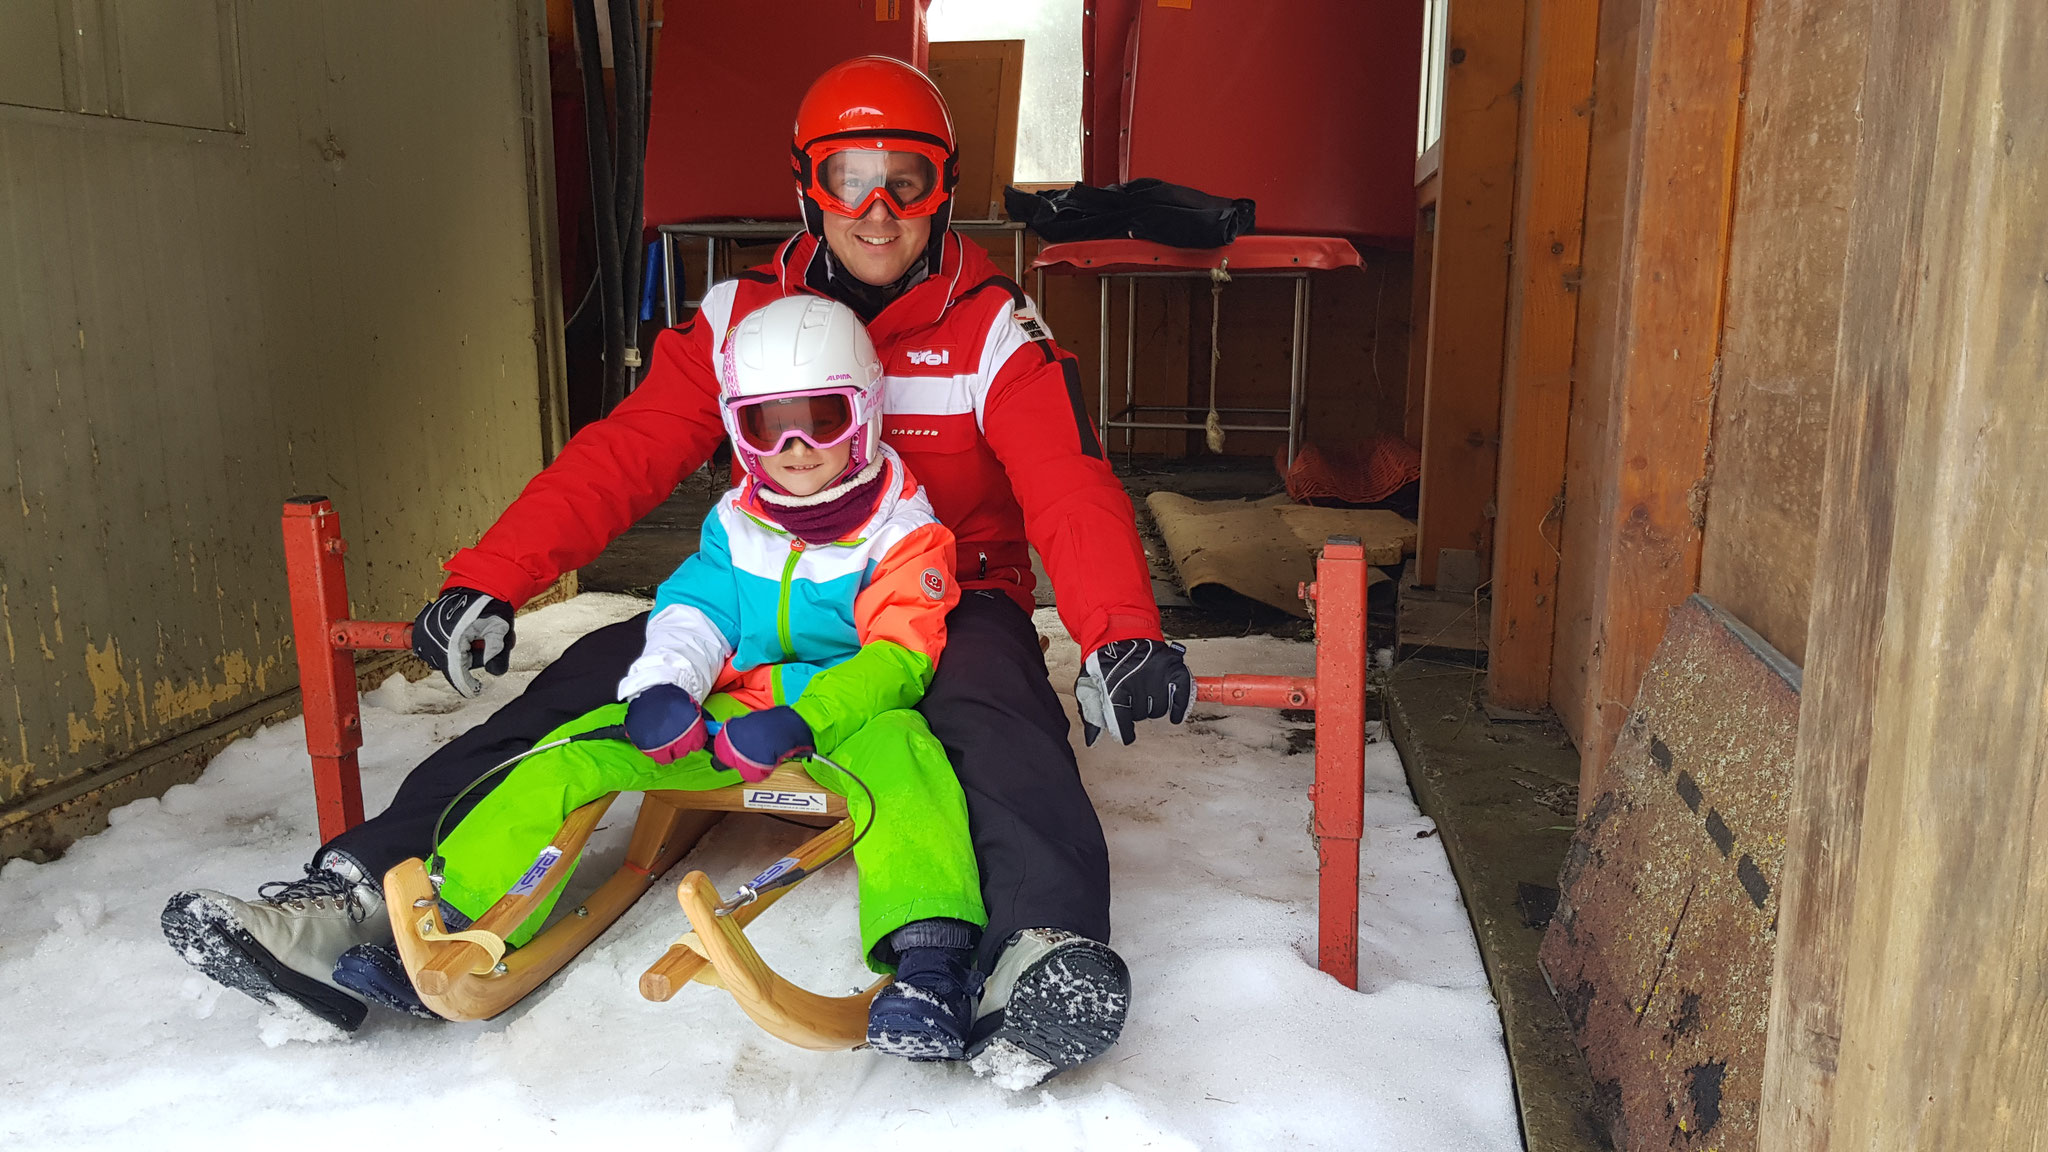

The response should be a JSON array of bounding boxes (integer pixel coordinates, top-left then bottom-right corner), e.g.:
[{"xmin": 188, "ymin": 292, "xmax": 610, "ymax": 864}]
[{"xmin": 777, "ymin": 540, "xmax": 804, "ymax": 662}]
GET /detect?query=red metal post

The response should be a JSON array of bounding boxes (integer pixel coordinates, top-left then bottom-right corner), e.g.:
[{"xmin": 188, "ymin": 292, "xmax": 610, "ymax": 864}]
[
  {"xmin": 1309, "ymin": 537, "xmax": 1368, "ymax": 989},
  {"xmin": 281, "ymin": 497, "xmax": 366, "ymax": 842},
  {"xmin": 332, "ymin": 620, "xmax": 415, "ymax": 651},
  {"xmin": 1192, "ymin": 674, "xmax": 1318, "ymax": 710}
]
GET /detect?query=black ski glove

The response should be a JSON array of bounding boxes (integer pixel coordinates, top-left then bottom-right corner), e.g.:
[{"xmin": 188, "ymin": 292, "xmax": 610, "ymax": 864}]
[
  {"xmin": 411, "ymin": 587, "xmax": 514, "ymax": 699},
  {"xmin": 1075, "ymin": 638, "xmax": 1192, "ymax": 747}
]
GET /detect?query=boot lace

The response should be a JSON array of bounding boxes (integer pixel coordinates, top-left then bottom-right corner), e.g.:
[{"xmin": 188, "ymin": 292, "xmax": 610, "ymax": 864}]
[{"xmin": 258, "ymin": 867, "xmax": 371, "ymax": 922}]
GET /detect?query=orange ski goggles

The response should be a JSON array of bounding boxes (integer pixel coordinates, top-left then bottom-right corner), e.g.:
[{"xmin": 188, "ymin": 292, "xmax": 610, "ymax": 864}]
[{"xmin": 797, "ymin": 138, "xmax": 953, "ymax": 220}]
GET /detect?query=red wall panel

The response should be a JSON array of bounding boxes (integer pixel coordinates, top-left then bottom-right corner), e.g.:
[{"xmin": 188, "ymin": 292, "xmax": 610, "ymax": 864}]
[
  {"xmin": 1083, "ymin": 0, "xmax": 1139, "ymax": 186},
  {"xmin": 1120, "ymin": 0, "xmax": 1421, "ymax": 244},
  {"xmin": 644, "ymin": 0, "xmax": 930, "ymax": 224}
]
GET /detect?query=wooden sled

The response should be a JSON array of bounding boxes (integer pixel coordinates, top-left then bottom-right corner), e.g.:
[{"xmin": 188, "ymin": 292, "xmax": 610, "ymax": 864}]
[
  {"xmin": 382, "ymin": 761, "xmax": 842, "ymax": 1022},
  {"xmin": 639, "ymin": 815, "xmax": 889, "ymax": 1051}
]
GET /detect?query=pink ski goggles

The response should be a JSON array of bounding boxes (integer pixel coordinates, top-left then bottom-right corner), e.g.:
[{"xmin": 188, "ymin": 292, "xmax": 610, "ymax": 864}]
[{"xmin": 725, "ymin": 387, "xmax": 866, "ymax": 455}]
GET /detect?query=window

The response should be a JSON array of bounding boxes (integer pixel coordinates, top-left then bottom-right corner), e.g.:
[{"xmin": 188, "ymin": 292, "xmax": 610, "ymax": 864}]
[
  {"xmin": 927, "ymin": 0, "xmax": 1083, "ymax": 184},
  {"xmin": 1417, "ymin": 0, "xmax": 1449, "ymax": 155}
]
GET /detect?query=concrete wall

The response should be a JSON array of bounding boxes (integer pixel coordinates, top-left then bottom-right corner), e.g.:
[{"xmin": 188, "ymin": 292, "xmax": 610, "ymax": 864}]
[{"xmin": 0, "ymin": 0, "xmax": 565, "ymax": 860}]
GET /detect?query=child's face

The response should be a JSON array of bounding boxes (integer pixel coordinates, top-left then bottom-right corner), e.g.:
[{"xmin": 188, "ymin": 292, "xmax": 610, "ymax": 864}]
[{"xmin": 760, "ymin": 436, "xmax": 852, "ymax": 497}]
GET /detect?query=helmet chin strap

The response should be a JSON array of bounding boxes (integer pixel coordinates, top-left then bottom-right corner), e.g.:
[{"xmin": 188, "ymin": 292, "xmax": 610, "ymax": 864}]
[{"xmin": 923, "ymin": 199, "xmax": 952, "ymax": 277}]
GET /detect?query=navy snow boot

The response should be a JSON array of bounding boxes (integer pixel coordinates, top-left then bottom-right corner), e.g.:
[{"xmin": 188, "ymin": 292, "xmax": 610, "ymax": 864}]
[
  {"xmin": 330, "ymin": 899, "xmax": 471, "ymax": 1021},
  {"xmin": 331, "ymin": 942, "xmax": 440, "ymax": 1020},
  {"xmin": 866, "ymin": 919, "xmax": 983, "ymax": 1061},
  {"xmin": 331, "ymin": 942, "xmax": 440, "ymax": 1012}
]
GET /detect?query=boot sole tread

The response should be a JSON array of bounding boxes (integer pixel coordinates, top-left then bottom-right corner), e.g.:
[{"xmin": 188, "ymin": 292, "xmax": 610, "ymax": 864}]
[{"xmin": 968, "ymin": 938, "xmax": 1129, "ymax": 1083}]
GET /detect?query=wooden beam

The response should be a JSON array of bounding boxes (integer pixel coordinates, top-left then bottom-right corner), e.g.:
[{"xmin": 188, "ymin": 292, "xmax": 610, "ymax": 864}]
[
  {"xmin": 1761, "ymin": 1, "xmax": 2048, "ymax": 1146},
  {"xmin": 1403, "ymin": 174, "xmax": 1439, "ymax": 448},
  {"xmin": 1548, "ymin": 0, "xmax": 1645, "ymax": 750},
  {"xmin": 1484, "ymin": 0, "xmax": 1601, "ymax": 710},
  {"xmin": 1413, "ymin": 0, "xmax": 1524, "ymax": 588},
  {"xmin": 1569, "ymin": 0, "xmax": 1754, "ymax": 796}
]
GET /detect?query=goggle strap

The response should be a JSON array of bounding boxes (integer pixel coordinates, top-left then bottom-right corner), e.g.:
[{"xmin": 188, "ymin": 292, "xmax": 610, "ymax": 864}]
[{"xmin": 799, "ymin": 128, "xmax": 954, "ymax": 153}]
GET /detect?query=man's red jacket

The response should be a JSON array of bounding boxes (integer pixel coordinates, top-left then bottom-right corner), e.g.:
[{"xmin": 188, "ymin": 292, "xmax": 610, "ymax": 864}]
[{"xmin": 442, "ymin": 231, "xmax": 1163, "ymax": 658}]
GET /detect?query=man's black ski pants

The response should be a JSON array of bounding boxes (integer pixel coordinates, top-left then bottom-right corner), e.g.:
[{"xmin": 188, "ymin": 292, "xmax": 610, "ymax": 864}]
[{"xmin": 317, "ymin": 589, "xmax": 1112, "ymax": 971}]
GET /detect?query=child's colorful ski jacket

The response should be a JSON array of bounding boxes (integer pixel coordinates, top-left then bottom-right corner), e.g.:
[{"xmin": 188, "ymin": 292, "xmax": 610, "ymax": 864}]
[{"xmin": 616, "ymin": 444, "xmax": 958, "ymax": 754}]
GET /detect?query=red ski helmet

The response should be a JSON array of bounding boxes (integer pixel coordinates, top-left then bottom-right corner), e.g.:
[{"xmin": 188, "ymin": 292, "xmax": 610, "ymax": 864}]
[{"xmin": 792, "ymin": 57, "xmax": 958, "ymax": 270}]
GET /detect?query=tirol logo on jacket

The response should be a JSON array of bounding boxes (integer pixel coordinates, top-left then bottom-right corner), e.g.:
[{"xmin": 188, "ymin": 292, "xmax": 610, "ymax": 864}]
[{"xmin": 898, "ymin": 344, "xmax": 957, "ymax": 373}]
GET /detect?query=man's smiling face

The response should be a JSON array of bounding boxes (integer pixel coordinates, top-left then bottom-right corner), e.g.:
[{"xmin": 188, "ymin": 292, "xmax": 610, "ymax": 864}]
[{"xmin": 819, "ymin": 156, "xmax": 934, "ymax": 285}]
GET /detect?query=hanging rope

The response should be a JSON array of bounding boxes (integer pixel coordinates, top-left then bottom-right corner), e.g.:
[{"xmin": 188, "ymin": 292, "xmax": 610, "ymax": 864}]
[{"xmin": 1205, "ymin": 261, "xmax": 1232, "ymax": 453}]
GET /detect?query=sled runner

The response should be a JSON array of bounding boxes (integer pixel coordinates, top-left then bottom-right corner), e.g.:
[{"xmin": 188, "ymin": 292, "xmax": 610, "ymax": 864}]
[
  {"xmin": 379, "ymin": 760, "xmax": 845, "ymax": 1022},
  {"xmin": 639, "ymin": 814, "xmax": 891, "ymax": 1050},
  {"xmin": 383, "ymin": 789, "xmax": 696, "ymax": 1019}
]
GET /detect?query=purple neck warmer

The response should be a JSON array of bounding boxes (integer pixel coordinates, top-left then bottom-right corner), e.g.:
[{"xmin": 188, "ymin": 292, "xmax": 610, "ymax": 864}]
[{"xmin": 756, "ymin": 466, "xmax": 889, "ymax": 545}]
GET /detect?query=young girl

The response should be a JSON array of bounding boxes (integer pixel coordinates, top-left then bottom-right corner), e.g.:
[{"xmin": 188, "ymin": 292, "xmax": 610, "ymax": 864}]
[{"xmin": 340, "ymin": 296, "xmax": 986, "ymax": 1059}]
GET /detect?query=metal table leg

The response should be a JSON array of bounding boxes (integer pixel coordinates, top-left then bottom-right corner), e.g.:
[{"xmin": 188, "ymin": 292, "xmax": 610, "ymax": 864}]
[
  {"xmin": 1287, "ymin": 275, "xmax": 1312, "ymax": 470},
  {"xmin": 1098, "ymin": 274, "xmax": 1111, "ymax": 450},
  {"xmin": 1124, "ymin": 276, "xmax": 1138, "ymax": 458},
  {"xmin": 661, "ymin": 232, "xmax": 677, "ymax": 328}
]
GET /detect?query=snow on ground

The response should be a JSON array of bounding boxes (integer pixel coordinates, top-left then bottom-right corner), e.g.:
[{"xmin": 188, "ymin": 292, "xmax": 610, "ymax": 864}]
[{"xmin": 0, "ymin": 594, "xmax": 1519, "ymax": 1151}]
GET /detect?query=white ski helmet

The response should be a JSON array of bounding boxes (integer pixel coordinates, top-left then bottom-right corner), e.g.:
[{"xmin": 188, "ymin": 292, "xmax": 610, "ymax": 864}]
[{"xmin": 718, "ymin": 295, "xmax": 885, "ymax": 492}]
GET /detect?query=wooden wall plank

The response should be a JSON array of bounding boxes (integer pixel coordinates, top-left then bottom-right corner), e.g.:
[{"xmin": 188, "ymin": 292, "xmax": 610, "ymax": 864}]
[
  {"xmin": 1485, "ymin": 0, "xmax": 1601, "ymax": 710},
  {"xmin": 1697, "ymin": 0, "xmax": 1872, "ymax": 671},
  {"xmin": 1562, "ymin": 0, "xmax": 1754, "ymax": 796},
  {"xmin": 1039, "ymin": 273, "xmax": 1192, "ymax": 458},
  {"xmin": 1762, "ymin": 1, "xmax": 2048, "ymax": 1145},
  {"xmin": 1404, "ymin": 179, "xmax": 1438, "ymax": 448},
  {"xmin": 1550, "ymin": 0, "xmax": 1644, "ymax": 748},
  {"xmin": 927, "ymin": 39, "xmax": 1022, "ymax": 223},
  {"xmin": 1414, "ymin": 0, "xmax": 1524, "ymax": 587},
  {"xmin": 1182, "ymin": 262, "xmax": 1410, "ymax": 463}
]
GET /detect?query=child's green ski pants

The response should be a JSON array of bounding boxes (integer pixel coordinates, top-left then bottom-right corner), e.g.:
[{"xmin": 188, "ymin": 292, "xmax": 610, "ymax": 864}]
[{"xmin": 431, "ymin": 697, "xmax": 985, "ymax": 970}]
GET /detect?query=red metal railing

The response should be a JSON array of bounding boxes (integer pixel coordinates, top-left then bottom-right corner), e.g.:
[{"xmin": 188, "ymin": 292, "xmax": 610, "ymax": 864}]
[{"xmin": 282, "ymin": 500, "xmax": 1372, "ymax": 988}]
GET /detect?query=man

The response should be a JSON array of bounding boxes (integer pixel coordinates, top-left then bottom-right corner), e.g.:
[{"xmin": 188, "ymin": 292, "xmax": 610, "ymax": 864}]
[{"xmin": 163, "ymin": 56, "xmax": 1189, "ymax": 1087}]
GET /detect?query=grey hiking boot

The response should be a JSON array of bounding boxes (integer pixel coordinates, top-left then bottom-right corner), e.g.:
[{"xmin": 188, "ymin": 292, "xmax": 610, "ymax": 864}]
[
  {"xmin": 967, "ymin": 929, "xmax": 1131, "ymax": 1089},
  {"xmin": 161, "ymin": 852, "xmax": 392, "ymax": 1032}
]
